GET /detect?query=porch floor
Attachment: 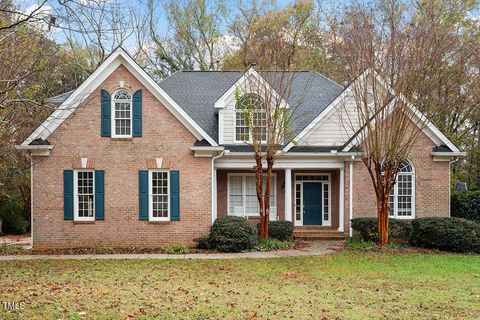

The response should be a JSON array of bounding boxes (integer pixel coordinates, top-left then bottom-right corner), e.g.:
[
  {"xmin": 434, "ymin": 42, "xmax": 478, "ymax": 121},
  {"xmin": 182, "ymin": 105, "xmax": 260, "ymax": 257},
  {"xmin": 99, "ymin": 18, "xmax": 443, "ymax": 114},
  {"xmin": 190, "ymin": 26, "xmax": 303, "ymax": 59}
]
[{"xmin": 293, "ymin": 226, "xmax": 347, "ymax": 240}]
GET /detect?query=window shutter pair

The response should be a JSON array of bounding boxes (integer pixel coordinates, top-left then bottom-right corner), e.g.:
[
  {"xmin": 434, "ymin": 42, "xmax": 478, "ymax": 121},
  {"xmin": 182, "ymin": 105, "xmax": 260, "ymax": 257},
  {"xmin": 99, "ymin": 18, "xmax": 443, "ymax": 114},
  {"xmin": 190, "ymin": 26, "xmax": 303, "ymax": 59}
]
[
  {"xmin": 63, "ymin": 170, "xmax": 105, "ymax": 220},
  {"xmin": 138, "ymin": 170, "xmax": 180, "ymax": 221},
  {"xmin": 101, "ymin": 89, "xmax": 142, "ymax": 137}
]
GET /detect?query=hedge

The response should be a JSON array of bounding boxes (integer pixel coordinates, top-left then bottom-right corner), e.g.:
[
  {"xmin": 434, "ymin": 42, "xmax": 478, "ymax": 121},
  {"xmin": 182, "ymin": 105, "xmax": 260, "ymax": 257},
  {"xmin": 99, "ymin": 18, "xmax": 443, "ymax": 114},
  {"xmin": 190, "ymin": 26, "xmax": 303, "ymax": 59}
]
[
  {"xmin": 351, "ymin": 217, "xmax": 412, "ymax": 242},
  {"xmin": 451, "ymin": 191, "xmax": 480, "ymax": 223},
  {"xmin": 411, "ymin": 217, "xmax": 480, "ymax": 253},
  {"xmin": 208, "ymin": 216, "xmax": 258, "ymax": 252}
]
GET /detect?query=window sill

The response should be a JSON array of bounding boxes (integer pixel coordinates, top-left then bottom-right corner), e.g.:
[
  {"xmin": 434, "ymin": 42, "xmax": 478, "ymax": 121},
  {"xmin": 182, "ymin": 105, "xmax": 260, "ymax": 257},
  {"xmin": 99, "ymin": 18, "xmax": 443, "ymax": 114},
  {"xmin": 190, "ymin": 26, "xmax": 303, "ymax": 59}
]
[
  {"xmin": 72, "ymin": 220, "xmax": 96, "ymax": 224},
  {"xmin": 147, "ymin": 220, "xmax": 172, "ymax": 224},
  {"xmin": 110, "ymin": 137, "xmax": 133, "ymax": 141}
]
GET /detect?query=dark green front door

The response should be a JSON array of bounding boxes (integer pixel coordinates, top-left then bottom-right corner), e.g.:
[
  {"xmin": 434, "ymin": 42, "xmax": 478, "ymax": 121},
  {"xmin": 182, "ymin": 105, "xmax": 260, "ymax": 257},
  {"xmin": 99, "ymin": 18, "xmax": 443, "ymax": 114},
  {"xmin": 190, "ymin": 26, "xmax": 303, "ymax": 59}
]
[{"xmin": 303, "ymin": 183, "xmax": 323, "ymax": 225}]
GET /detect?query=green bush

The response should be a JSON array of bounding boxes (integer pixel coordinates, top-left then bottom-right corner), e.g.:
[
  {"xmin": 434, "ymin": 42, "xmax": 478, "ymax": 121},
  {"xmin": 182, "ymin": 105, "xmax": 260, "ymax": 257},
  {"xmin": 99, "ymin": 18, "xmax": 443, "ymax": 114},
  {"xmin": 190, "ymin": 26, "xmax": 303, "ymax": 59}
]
[
  {"xmin": 164, "ymin": 244, "xmax": 190, "ymax": 254},
  {"xmin": 254, "ymin": 238, "xmax": 293, "ymax": 251},
  {"xmin": 0, "ymin": 195, "xmax": 28, "ymax": 234},
  {"xmin": 351, "ymin": 217, "xmax": 412, "ymax": 242},
  {"xmin": 209, "ymin": 216, "xmax": 258, "ymax": 252},
  {"xmin": 193, "ymin": 236, "xmax": 211, "ymax": 249},
  {"xmin": 451, "ymin": 191, "xmax": 480, "ymax": 223},
  {"xmin": 256, "ymin": 220, "xmax": 294, "ymax": 241},
  {"xmin": 411, "ymin": 217, "xmax": 480, "ymax": 253}
]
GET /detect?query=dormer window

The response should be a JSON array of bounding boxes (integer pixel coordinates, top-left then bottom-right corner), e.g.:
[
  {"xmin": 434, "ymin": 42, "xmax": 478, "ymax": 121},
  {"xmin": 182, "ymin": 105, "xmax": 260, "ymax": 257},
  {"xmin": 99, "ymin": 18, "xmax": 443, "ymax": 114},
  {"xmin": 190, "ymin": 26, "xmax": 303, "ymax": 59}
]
[
  {"xmin": 112, "ymin": 89, "xmax": 132, "ymax": 137},
  {"xmin": 235, "ymin": 94, "xmax": 267, "ymax": 143}
]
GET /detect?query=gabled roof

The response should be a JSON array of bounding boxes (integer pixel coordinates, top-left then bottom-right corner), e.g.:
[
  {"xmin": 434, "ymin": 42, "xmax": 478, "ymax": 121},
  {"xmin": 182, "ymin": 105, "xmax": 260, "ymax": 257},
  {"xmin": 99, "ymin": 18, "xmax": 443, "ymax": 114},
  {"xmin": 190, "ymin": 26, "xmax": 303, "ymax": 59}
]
[
  {"xmin": 20, "ymin": 47, "xmax": 218, "ymax": 147},
  {"xmin": 158, "ymin": 70, "xmax": 343, "ymax": 143}
]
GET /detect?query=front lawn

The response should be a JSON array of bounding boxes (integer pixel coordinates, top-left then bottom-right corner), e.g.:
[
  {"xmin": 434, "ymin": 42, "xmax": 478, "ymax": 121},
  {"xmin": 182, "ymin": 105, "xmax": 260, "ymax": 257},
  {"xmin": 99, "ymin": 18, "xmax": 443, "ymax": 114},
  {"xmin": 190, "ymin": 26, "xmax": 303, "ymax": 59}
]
[{"xmin": 1, "ymin": 251, "xmax": 479, "ymax": 319}]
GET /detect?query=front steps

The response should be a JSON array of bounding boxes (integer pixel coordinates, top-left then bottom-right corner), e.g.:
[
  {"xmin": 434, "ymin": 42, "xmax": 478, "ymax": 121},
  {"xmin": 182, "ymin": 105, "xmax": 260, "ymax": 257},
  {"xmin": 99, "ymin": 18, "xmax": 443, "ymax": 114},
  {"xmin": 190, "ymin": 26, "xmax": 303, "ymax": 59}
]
[{"xmin": 293, "ymin": 226, "xmax": 347, "ymax": 240}]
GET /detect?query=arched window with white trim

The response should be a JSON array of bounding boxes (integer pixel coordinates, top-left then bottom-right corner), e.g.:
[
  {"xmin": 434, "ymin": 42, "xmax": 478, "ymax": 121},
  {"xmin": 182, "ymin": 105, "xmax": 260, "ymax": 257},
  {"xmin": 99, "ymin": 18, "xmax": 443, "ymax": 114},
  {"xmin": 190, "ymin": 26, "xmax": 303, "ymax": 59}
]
[
  {"xmin": 234, "ymin": 94, "xmax": 267, "ymax": 142},
  {"xmin": 112, "ymin": 89, "xmax": 132, "ymax": 137},
  {"xmin": 389, "ymin": 160, "xmax": 415, "ymax": 218}
]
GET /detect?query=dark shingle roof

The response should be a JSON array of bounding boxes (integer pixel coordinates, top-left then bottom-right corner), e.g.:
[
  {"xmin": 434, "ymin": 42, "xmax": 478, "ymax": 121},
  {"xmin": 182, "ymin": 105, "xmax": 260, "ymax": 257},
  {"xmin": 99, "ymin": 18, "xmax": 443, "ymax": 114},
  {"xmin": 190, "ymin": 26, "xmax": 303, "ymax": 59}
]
[
  {"xmin": 49, "ymin": 70, "xmax": 344, "ymax": 146},
  {"xmin": 158, "ymin": 70, "xmax": 344, "ymax": 145}
]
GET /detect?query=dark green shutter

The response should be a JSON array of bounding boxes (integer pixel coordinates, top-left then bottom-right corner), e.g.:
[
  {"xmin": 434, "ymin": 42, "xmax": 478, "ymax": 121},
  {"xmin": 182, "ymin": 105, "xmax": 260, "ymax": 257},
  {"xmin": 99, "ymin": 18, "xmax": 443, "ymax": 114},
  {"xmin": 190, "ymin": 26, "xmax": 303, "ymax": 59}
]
[
  {"xmin": 132, "ymin": 90, "xmax": 142, "ymax": 137},
  {"xmin": 170, "ymin": 170, "xmax": 180, "ymax": 221},
  {"xmin": 101, "ymin": 90, "xmax": 111, "ymax": 137},
  {"xmin": 139, "ymin": 170, "xmax": 149, "ymax": 221},
  {"xmin": 64, "ymin": 170, "xmax": 74, "ymax": 220},
  {"xmin": 95, "ymin": 170, "xmax": 105, "ymax": 220}
]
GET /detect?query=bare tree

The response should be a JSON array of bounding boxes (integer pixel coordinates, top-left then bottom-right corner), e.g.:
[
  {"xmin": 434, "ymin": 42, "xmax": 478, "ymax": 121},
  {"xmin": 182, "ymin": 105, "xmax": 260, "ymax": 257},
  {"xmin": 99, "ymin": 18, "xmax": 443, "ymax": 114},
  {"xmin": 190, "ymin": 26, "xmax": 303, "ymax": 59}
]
[{"xmin": 330, "ymin": 0, "xmax": 472, "ymax": 244}]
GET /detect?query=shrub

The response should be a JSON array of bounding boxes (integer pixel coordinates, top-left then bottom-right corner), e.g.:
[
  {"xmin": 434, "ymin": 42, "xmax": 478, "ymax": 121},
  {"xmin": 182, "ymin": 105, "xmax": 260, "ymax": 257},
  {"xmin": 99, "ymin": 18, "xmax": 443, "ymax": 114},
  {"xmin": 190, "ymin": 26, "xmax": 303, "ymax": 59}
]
[
  {"xmin": 451, "ymin": 191, "xmax": 480, "ymax": 223},
  {"xmin": 209, "ymin": 216, "xmax": 258, "ymax": 252},
  {"xmin": 351, "ymin": 217, "xmax": 412, "ymax": 243},
  {"xmin": 254, "ymin": 238, "xmax": 293, "ymax": 251},
  {"xmin": 0, "ymin": 196, "xmax": 28, "ymax": 235},
  {"xmin": 257, "ymin": 220, "xmax": 294, "ymax": 241},
  {"xmin": 411, "ymin": 217, "xmax": 480, "ymax": 253},
  {"xmin": 267, "ymin": 221, "xmax": 294, "ymax": 241},
  {"xmin": 193, "ymin": 236, "xmax": 211, "ymax": 249},
  {"xmin": 164, "ymin": 244, "xmax": 190, "ymax": 254}
]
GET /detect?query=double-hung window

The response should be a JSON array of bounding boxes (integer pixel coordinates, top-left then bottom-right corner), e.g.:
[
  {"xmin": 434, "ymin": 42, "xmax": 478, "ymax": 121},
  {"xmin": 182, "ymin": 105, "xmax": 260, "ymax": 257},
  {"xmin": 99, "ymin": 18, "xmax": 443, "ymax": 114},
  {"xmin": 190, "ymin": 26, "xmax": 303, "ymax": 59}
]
[
  {"xmin": 74, "ymin": 170, "xmax": 95, "ymax": 221},
  {"xmin": 389, "ymin": 160, "xmax": 415, "ymax": 218},
  {"xmin": 235, "ymin": 94, "xmax": 267, "ymax": 142},
  {"xmin": 149, "ymin": 170, "xmax": 170, "ymax": 221},
  {"xmin": 228, "ymin": 174, "xmax": 276, "ymax": 219},
  {"xmin": 112, "ymin": 89, "xmax": 132, "ymax": 137}
]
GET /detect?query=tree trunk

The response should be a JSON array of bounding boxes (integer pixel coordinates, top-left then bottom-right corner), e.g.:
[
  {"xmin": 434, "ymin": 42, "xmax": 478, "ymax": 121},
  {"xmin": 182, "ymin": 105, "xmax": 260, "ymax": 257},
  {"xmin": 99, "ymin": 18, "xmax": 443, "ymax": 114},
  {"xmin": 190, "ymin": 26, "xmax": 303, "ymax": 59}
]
[
  {"xmin": 262, "ymin": 155, "xmax": 274, "ymax": 239},
  {"xmin": 254, "ymin": 153, "xmax": 267, "ymax": 238},
  {"xmin": 377, "ymin": 197, "xmax": 389, "ymax": 245}
]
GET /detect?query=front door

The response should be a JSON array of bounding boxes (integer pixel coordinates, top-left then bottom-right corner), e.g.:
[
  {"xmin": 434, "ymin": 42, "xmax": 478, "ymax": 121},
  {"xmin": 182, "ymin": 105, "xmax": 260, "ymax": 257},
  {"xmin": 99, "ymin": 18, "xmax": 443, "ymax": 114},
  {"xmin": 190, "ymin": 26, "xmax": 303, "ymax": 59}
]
[{"xmin": 303, "ymin": 182, "xmax": 323, "ymax": 225}]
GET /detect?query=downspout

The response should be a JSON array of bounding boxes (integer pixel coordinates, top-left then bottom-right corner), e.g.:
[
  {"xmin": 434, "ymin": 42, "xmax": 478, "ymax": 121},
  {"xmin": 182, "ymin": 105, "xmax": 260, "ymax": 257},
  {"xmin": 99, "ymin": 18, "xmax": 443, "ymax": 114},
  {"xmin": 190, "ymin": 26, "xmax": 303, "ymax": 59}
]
[
  {"xmin": 349, "ymin": 155, "xmax": 354, "ymax": 237},
  {"xmin": 211, "ymin": 150, "xmax": 224, "ymax": 225},
  {"xmin": 448, "ymin": 157, "xmax": 459, "ymax": 217},
  {"xmin": 29, "ymin": 152, "xmax": 33, "ymax": 250}
]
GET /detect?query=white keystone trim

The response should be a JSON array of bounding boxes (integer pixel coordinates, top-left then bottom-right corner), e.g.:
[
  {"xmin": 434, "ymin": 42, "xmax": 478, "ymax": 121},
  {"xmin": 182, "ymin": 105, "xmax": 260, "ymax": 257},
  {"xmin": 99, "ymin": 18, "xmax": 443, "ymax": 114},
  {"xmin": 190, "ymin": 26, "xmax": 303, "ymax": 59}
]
[{"xmin": 20, "ymin": 47, "xmax": 218, "ymax": 148}]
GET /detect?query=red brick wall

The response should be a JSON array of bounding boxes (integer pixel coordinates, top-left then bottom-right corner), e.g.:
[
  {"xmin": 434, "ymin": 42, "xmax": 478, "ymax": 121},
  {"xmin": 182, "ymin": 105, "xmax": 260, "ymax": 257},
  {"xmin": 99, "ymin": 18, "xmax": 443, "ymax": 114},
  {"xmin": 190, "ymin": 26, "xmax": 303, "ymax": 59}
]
[
  {"xmin": 346, "ymin": 126, "xmax": 450, "ymax": 231},
  {"xmin": 32, "ymin": 65, "xmax": 212, "ymax": 249}
]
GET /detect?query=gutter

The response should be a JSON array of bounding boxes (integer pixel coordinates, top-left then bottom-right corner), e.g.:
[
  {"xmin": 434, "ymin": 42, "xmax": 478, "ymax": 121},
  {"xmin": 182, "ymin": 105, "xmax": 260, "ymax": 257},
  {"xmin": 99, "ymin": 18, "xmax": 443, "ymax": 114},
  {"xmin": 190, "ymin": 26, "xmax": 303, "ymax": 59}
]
[
  {"xmin": 448, "ymin": 157, "xmax": 460, "ymax": 217},
  {"xmin": 211, "ymin": 150, "xmax": 224, "ymax": 224},
  {"xmin": 29, "ymin": 152, "xmax": 33, "ymax": 250}
]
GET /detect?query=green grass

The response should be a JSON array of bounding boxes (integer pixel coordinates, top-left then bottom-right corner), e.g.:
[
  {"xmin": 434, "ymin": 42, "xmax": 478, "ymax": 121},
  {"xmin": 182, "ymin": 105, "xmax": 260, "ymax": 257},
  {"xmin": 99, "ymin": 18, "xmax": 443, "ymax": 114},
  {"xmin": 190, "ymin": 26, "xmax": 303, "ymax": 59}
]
[{"xmin": 0, "ymin": 251, "xmax": 479, "ymax": 319}]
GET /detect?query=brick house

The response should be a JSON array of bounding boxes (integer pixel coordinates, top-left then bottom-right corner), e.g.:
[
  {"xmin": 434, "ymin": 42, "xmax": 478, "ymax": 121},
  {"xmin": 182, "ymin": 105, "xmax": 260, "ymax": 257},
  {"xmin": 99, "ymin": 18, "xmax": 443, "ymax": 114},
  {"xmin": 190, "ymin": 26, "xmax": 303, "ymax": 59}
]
[{"xmin": 18, "ymin": 48, "xmax": 464, "ymax": 249}]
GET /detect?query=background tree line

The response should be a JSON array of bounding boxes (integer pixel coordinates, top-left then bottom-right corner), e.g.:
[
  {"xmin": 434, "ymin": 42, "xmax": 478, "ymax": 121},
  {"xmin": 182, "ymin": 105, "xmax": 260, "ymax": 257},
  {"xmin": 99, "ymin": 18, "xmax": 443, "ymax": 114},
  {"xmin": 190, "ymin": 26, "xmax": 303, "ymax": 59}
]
[{"xmin": 0, "ymin": 0, "xmax": 478, "ymax": 233}]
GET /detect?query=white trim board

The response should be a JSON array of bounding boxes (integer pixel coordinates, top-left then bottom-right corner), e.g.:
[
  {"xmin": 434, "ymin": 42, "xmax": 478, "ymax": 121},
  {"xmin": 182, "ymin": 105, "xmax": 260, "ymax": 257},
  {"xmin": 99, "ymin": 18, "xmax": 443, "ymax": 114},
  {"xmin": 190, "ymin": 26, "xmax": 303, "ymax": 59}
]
[{"xmin": 20, "ymin": 47, "xmax": 218, "ymax": 148}]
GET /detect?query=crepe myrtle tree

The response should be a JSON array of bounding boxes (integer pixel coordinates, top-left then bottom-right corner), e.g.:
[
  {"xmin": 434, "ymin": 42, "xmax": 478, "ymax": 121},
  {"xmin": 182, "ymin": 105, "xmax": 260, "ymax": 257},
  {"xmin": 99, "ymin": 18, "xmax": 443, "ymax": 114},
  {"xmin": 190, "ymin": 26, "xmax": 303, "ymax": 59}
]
[
  {"xmin": 330, "ymin": 0, "xmax": 467, "ymax": 245},
  {"xmin": 234, "ymin": 68, "xmax": 307, "ymax": 239}
]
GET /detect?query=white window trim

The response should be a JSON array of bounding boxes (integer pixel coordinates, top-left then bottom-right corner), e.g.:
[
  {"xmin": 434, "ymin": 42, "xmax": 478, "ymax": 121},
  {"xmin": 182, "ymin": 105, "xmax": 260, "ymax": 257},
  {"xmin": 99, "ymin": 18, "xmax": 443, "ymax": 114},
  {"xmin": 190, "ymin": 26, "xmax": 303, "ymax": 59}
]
[
  {"xmin": 73, "ymin": 169, "xmax": 95, "ymax": 221},
  {"xmin": 148, "ymin": 170, "xmax": 170, "ymax": 221},
  {"xmin": 294, "ymin": 173, "xmax": 332, "ymax": 227},
  {"xmin": 111, "ymin": 89, "xmax": 133, "ymax": 138},
  {"xmin": 389, "ymin": 162, "xmax": 416, "ymax": 219},
  {"xmin": 227, "ymin": 173, "xmax": 277, "ymax": 218},
  {"xmin": 233, "ymin": 95, "xmax": 268, "ymax": 145}
]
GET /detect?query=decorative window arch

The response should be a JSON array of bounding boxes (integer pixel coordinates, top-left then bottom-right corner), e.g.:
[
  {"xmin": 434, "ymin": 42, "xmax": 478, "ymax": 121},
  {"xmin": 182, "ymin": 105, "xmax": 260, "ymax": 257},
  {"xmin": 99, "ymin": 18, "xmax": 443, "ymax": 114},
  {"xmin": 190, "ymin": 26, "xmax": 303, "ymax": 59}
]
[
  {"xmin": 112, "ymin": 89, "xmax": 132, "ymax": 137},
  {"xmin": 234, "ymin": 93, "xmax": 267, "ymax": 142},
  {"xmin": 388, "ymin": 160, "xmax": 415, "ymax": 219}
]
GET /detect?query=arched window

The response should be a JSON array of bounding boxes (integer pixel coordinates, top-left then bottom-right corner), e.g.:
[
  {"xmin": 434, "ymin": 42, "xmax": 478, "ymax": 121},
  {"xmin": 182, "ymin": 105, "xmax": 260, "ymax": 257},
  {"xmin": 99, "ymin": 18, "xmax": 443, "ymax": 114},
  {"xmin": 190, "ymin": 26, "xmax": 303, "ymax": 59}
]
[
  {"xmin": 112, "ymin": 89, "xmax": 132, "ymax": 137},
  {"xmin": 235, "ymin": 94, "xmax": 267, "ymax": 142},
  {"xmin": 388, "ymin": 160, "xmax": 415, "ymax": 218}
]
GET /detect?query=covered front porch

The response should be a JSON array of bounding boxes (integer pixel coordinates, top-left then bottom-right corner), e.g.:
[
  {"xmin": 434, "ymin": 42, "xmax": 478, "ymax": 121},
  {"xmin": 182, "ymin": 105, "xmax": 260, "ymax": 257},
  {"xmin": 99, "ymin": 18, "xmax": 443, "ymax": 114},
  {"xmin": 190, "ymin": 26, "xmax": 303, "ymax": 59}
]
[{"xmin": 212, "ymin": 156, "xmax": 347, "ymax": 235}]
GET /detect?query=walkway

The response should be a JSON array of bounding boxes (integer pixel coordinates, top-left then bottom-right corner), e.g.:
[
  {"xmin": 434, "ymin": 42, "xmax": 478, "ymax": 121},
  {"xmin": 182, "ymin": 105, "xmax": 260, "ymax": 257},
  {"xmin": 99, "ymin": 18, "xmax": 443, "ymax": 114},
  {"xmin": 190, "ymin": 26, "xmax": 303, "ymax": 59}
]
[{"xmin": 0, "ymin": 240, "xmax": 344, "ymax": 261}]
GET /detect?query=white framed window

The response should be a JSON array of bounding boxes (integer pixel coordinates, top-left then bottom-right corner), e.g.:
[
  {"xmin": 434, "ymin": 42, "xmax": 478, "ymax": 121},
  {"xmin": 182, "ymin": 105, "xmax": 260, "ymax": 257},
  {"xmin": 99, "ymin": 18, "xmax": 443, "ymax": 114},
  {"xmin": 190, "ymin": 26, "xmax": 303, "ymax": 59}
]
[
  {"xmin": 227, "ymin": 173, "xmax": 276, "ymax": 218},
  {"xmin": 74, "ymin": 170, "xmax": 95, "ymax": 221},
  {"xmin": 149, "ymin": 170, "xmax": 170, "ymax": 221},
  {"xmin": 234, "ymin": 94, "xmax": 267, "ymax": 143},
  {"xmin": 389, "ymin": 160, "xmax": 415, "ymax": 219},
  {"xmin": 112, "ymin": 89, "xmax": 132, "ymax": 137}
]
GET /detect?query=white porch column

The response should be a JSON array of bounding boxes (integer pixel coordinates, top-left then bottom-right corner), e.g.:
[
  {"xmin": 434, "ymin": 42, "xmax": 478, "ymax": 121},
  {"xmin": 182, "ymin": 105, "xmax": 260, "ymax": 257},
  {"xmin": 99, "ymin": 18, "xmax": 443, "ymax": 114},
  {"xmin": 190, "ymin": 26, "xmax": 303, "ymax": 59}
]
[
  {"xmin": 284, "ymin": 169, "xmax": 292, "ymax": 222},
  {"xmin": 338, "ymin": 168, "xmax": 345, "ymax": 232}
]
